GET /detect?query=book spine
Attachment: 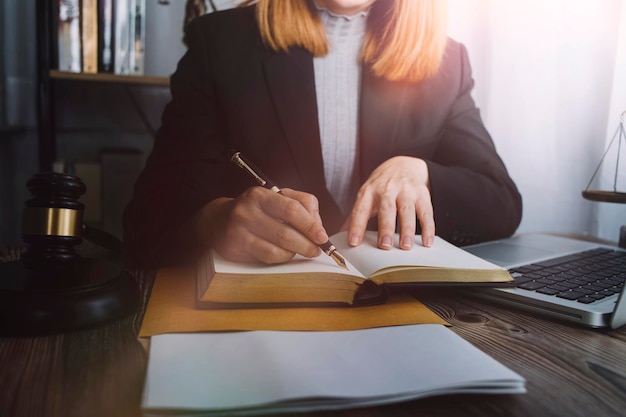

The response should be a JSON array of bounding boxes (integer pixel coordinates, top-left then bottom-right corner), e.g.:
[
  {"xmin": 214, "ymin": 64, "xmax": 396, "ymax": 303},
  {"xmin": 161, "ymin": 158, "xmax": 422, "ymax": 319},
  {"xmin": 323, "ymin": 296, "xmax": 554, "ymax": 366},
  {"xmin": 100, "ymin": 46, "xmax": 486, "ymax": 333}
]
[
  {"xmin": 113, "ymin": 0, "xmax": 130, "ymax": 74},
  {"xmin": 57, "ymin": 0, "xmax": 82, "ymax": 72},
  {"xmin": 127, "ymin": 0, "xmax": 137, "ymax": 75},
  {"xmin": 81, "ymin": 0, "xmax": 98, "ymax": 73},
  {"xmin": 97, "ymin": 0, "xmax": 115, "ymax": 72},
  {"xmin": 50, "ymin": 0, "xmax": 60, "ymax": 70},
  {"xmin": 131, "ymin": 0, "xmax": 145, "ymax": 75}
]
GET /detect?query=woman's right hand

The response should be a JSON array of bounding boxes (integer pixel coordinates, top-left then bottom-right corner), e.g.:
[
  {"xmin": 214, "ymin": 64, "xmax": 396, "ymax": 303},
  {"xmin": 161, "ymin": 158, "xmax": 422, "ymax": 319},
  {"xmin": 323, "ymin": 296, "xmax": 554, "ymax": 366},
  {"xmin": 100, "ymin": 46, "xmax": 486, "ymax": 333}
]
[{"xmin": 192, "ymin": 187, "xmax": 330, "ymax": 264}]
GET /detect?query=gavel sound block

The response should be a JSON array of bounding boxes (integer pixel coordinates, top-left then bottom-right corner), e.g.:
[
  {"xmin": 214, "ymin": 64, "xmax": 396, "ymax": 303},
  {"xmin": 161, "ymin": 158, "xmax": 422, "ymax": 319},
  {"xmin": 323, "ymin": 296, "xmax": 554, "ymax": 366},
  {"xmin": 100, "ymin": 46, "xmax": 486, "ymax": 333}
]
[{"xmin": 0, "ymin": 172, "xmax": 139, "ymax": 336}]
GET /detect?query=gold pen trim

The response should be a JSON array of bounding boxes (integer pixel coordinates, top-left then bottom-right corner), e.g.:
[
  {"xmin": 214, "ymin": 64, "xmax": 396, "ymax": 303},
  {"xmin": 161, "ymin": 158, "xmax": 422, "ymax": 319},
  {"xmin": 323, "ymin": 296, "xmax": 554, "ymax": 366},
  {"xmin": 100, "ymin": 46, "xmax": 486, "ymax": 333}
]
[
  {"xmin": 230, "ymin": 152, "xmax": 268, "ymax": 187},
  {"xmin": 325, "ymin": 245, "xmax": 349, "ymax": 271}
]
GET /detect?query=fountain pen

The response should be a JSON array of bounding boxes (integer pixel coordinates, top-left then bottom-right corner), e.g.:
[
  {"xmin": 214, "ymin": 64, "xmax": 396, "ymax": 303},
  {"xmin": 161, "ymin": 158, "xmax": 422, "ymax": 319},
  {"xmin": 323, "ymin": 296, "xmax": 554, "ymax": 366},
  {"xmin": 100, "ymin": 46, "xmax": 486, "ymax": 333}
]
[{"xmin": 229, "ymin": 150, "xmax": 348, "ymax": 270}]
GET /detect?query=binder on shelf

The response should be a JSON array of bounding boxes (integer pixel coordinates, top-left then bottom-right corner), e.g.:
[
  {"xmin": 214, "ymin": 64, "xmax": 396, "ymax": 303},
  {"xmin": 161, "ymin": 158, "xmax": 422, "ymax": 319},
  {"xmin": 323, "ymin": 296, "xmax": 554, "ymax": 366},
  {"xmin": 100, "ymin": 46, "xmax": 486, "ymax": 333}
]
[
  {"xmin": 57, "ymin": 0, "xmax": 82, "ymax": 72},
  {"xmin": 113, "ymin": 0, "xmax": 131, "ymax": 74},
  {"xmin": 113, "ymin": 0, "xmax": 145, "ymax": 75},
  {"xmin": 97, "ymin": 0, "xmax": 115, "ymax": 73},
  {"xmin": 131, "ymin": 0, "xmax": 146, "ymax": 75},
  {"xmin": 81, "ymin": 0, "xmax": 98, "ymax": 73}
]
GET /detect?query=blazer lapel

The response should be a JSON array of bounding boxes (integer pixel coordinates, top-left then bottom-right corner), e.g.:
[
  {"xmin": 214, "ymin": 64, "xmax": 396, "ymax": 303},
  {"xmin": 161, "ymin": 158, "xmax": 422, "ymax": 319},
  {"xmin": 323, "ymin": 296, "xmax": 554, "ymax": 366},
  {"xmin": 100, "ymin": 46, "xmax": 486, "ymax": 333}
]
[
  {"xmin": 359, "ymin": 69, "xmax": 409, "ymax": 179},
  {"xmin": 262, "ymin": 49, "xmax": 328, "ymax": 198}
]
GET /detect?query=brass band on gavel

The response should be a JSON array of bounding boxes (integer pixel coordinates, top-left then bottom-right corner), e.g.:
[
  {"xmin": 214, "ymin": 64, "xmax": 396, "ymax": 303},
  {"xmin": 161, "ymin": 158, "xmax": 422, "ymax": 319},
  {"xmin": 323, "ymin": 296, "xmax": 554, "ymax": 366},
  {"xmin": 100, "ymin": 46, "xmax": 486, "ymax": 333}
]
[{"xmin": 21, "ymin": 207, "xmax": 83, "ymax": 238}]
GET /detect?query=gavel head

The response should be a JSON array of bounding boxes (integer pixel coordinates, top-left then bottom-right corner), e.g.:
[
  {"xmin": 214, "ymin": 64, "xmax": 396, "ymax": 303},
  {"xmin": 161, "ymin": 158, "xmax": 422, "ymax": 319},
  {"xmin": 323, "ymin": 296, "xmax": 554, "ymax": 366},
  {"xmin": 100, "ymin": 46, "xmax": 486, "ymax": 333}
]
[{"xmin": 20, "ymin": 172, "xmax": 86, "ymax": 271}]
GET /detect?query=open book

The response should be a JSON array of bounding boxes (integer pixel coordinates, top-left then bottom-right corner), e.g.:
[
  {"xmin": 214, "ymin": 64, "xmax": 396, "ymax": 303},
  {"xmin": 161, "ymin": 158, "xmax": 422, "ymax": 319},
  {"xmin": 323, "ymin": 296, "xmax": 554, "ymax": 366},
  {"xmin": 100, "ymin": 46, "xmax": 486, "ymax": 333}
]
[
  {"xmin": 142, "ymin": 324, "xmax": 526, "ymax": 416},
  {"xmin": 197, "ymin": 231, "xmax": 514, "ymax": 308}
]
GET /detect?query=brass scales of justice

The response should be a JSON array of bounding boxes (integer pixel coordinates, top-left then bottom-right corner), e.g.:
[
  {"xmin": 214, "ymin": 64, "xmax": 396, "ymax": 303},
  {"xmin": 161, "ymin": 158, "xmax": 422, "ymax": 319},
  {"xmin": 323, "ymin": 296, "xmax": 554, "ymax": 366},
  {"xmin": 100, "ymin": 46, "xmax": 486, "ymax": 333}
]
[{"xmin": 582, "ymin": 111, "xmax": 626, "ymax": 204}]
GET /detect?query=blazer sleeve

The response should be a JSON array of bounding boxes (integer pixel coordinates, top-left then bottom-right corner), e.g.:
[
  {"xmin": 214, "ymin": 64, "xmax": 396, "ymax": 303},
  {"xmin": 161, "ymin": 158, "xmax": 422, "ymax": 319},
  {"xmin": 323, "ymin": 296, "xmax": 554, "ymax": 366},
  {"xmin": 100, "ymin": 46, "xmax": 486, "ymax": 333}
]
[
  {"xmin": 425, "ymin": 43, "xmax": 522, "ymax": 245},
  {"xmin": 122, "ymin": 17, "xmax": 236, "ymax": 268}
]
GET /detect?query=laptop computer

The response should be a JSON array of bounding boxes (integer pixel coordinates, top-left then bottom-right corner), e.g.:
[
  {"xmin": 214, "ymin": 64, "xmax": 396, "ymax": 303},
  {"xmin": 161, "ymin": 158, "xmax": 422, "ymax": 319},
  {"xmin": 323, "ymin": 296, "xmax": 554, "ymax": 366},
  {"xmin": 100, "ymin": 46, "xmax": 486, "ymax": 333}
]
[{"xmin": 463, "ymin": 234, "xmax": 626, "ymax": 329}]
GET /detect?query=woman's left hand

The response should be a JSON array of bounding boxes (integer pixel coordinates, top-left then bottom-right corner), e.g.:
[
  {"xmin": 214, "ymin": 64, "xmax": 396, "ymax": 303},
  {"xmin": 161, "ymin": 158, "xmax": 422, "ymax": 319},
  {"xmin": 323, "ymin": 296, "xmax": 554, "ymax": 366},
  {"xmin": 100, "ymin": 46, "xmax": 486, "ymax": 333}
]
[{"xmin": 345, "ymin": 156, "xmax": 435, "ymax": 250}]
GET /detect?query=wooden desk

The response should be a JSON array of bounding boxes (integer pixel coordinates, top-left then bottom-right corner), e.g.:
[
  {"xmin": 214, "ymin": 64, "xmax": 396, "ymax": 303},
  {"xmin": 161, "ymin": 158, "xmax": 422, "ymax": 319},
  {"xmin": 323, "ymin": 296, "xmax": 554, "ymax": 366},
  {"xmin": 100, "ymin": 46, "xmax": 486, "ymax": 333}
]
[{"xmin": 1, "ymin": 270, "xmax": 625, "ymax": 417}]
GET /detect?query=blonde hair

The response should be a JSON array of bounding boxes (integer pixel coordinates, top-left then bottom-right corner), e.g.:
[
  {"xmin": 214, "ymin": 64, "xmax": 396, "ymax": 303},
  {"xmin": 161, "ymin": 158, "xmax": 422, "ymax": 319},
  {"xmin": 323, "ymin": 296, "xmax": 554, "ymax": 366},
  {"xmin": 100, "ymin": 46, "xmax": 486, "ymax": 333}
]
[{"xmin": 246, "ymin": 0, "xmax": 448, "ymax": 82}]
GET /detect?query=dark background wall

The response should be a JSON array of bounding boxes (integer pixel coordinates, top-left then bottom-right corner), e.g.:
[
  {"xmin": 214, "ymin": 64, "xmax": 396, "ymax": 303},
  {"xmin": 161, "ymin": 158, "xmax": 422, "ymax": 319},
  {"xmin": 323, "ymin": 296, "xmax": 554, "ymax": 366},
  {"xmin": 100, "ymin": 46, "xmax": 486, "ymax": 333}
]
[{"xmin": 0, "ymin": 0, "xmax": 39, "ymax": 247}]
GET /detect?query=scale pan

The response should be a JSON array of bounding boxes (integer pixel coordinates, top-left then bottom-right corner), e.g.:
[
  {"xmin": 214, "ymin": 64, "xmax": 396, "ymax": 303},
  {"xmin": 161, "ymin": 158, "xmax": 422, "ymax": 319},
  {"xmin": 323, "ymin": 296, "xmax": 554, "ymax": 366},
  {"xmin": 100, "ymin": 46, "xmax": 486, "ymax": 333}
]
[{"xmin": 582, "ymin": 190, "xmax": 626, "ymax": 203}]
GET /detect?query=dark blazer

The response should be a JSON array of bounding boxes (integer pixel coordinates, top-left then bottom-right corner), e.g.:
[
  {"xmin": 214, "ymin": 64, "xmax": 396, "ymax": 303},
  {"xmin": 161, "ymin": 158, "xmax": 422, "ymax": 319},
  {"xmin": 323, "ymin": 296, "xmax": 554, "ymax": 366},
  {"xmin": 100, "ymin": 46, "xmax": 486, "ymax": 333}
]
[{"xmin": 123, "ymin": 5, "xmax": 522, "ymax": 267}]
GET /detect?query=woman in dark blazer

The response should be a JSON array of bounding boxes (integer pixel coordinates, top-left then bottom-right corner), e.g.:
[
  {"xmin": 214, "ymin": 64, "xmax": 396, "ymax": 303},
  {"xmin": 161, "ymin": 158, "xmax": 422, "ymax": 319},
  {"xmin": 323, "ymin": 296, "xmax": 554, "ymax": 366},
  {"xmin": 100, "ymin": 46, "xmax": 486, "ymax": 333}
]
[{"xmin": 123, "ymin": 0, "xmax": 522, "ymax": 268}]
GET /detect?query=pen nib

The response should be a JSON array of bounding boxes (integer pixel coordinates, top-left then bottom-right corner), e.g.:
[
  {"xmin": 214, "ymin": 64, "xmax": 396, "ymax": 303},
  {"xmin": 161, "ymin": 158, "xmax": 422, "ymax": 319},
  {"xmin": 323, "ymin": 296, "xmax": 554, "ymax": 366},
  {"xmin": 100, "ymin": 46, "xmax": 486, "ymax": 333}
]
[{"xmin": 330, "ymin": 250, "xmax": 349, "ymax": 271}]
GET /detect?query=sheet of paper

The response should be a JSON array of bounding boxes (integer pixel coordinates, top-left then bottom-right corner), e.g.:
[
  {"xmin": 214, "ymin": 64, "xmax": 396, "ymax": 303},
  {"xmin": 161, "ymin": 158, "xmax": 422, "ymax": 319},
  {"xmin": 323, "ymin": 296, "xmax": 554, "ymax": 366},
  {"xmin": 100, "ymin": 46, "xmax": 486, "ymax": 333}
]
[
  {"xmin": 138, "ymin": 268, "xmax": 448, "ymax": 336},
  {"xmin": 142, "ymin": 324, "xmax": 525, "ymax": 415}
]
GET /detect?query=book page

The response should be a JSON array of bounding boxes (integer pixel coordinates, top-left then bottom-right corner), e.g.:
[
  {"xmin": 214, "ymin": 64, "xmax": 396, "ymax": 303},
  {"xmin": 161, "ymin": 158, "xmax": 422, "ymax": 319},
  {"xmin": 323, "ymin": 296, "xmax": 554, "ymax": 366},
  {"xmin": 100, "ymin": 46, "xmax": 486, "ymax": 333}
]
[
  {"xmin": 212, "ymin": 250, "xmax": 367, "ymax": 278},
  {"xmin": 142, "ymin": 324, "xmax": 525, "ymax": 414},
  {"xmin": 331, "ymin": 231, "xmax": 506, "ymax": 278}
]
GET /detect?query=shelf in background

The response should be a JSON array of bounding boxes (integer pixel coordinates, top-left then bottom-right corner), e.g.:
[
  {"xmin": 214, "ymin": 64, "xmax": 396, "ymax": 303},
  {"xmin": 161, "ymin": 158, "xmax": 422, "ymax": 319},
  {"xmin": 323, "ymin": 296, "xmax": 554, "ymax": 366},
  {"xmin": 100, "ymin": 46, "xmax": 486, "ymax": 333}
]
[{"xmin": 50, "ymin": 70, "xmax": 169, "ymax": 86}]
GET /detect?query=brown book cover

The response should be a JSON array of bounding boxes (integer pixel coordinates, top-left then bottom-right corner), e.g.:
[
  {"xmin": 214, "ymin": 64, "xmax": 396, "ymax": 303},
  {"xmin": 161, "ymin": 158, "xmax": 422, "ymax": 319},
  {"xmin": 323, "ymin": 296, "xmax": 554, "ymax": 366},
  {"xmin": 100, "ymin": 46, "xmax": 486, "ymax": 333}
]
[
  {"xmin": 81, "ymin": 0, "xmax": 98, "ymax": 73},
  {"xmin": 197, "ymin": 231, "xmax": 514, "ymax": 309}
]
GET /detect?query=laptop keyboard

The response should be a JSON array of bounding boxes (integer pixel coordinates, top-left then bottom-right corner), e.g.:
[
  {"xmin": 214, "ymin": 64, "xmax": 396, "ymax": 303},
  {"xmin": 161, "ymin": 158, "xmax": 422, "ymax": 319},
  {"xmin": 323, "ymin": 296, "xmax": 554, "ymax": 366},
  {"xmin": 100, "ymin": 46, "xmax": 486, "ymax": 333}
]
[{"xmin": 509, "ymin": 248, "xmax": 626, "ymax": 304}]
